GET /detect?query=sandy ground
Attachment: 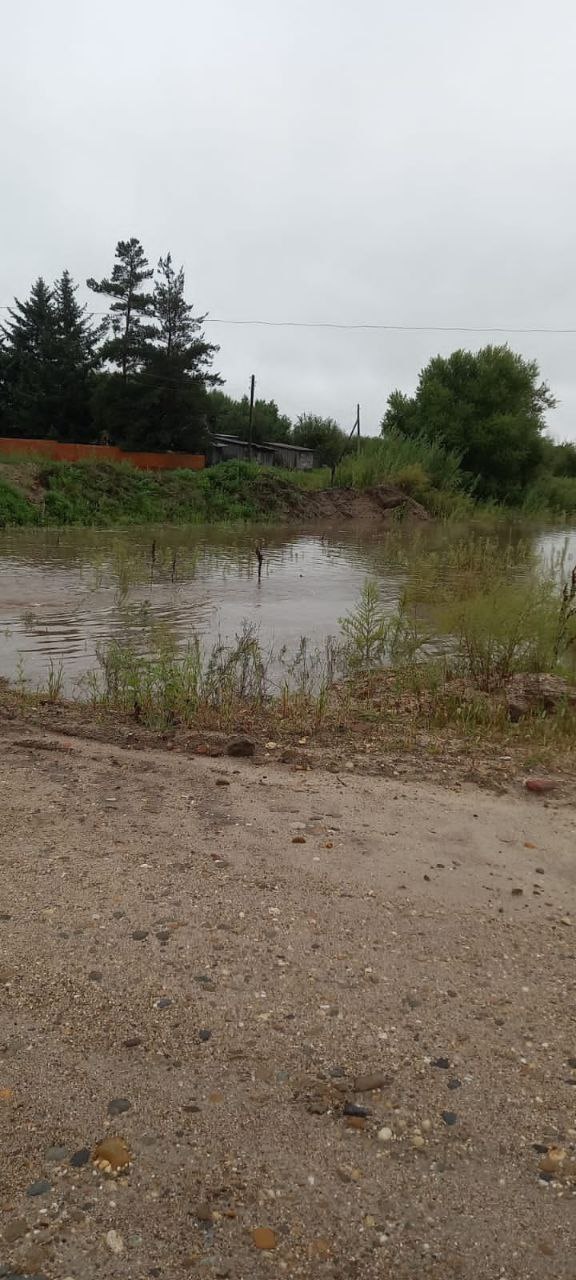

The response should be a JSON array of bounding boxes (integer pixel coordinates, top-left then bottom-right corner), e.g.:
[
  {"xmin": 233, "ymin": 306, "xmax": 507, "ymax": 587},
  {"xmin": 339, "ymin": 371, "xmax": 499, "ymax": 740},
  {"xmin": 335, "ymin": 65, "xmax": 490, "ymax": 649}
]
[{"xmin": 0, "ymin": 721, "xmax": 575, "ymax": 1280}]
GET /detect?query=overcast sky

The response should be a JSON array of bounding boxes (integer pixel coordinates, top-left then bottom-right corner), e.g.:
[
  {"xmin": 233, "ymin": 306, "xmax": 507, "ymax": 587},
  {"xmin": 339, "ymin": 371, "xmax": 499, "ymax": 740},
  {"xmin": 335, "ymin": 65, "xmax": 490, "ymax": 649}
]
[{"xmin": 1, "ymin": 0, "xmax": 575, "ymax": 438}]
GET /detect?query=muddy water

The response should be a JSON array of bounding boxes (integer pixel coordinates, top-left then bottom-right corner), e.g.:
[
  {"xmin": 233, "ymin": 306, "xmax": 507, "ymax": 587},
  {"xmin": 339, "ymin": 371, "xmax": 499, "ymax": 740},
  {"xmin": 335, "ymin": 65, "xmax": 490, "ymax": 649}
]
[{"xmin": 0, "ymin": 521, "xmax": 574, "ymax": 692}]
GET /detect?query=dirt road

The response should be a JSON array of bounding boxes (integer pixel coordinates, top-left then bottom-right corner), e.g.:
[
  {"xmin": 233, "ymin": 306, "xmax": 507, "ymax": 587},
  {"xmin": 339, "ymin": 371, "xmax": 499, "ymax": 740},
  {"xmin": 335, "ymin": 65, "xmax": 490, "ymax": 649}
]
[{"xmin": 0, "ymin": 723, "xmax": 575, "ymax": 1279}]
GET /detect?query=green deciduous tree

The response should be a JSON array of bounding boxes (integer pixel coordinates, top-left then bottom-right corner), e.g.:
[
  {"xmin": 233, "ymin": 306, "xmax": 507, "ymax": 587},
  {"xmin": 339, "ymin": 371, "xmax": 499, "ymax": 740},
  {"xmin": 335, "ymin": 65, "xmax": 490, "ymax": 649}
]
[
  {"xmin": 291, "ymin": 414, "xmax": 349, "ymax": 468},
  {"xmin": 207, "ymin": 390, "xmax": 292, "ymax": 443},
  {"xmin": 87, "ymin": 238, "xmax": 155, "ymax": 383},
  {"xmin": 382, "ymin": 345, "xmax": 555, "ymax": 501}
]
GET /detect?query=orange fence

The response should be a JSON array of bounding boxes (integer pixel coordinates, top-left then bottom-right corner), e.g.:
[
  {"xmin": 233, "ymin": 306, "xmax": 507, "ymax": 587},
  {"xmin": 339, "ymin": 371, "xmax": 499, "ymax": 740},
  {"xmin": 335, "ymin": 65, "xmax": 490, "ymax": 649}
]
[{"xmin": 0, "ymin": 437, "xmax": 205, "ymax": 471}]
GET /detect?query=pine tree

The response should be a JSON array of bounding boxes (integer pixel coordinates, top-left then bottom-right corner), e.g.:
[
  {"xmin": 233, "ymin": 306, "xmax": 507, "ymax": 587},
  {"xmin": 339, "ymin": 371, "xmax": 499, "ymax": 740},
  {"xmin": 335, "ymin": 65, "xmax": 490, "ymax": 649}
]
[
  {"xmin": 132, "ymin": 254, "xmax": 221, "ymax": 451},
  {"xmin": 0, "ymin": 278, "xmax": 58, "ymax": 438},
  {"xmin": 87, "ymin": 238, "xmax": 155, "ymax": 383},
  {"xmin": 51, "ymin": 270, "xmax": 106, "ymax": 440},
  {"xmin": 153, "ymin": 253, "xmax": 219, "ymax": 375}
]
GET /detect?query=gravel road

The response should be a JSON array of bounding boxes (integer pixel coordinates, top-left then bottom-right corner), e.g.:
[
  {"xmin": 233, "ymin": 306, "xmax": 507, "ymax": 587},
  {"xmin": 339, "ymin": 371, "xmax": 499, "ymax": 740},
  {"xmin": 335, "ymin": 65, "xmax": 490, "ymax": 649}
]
[{"xmin": 0, "ymin": 723, "xmax": 575, "ymax": 1279}]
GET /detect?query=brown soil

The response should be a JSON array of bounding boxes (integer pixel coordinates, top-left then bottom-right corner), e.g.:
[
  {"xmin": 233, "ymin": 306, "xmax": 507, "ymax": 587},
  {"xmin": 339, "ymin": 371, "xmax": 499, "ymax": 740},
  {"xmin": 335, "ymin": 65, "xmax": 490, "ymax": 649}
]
[
  {"xmin": 0, "ymin": 460, "xmax": 46, "ymax": 505},
  {"xmin": 270, "ymin": 482, "xmax": 429, "ymax": 524},
  {"xmin": 0, "ymin": 708, "xmax": 575, "ymax": 1279}
]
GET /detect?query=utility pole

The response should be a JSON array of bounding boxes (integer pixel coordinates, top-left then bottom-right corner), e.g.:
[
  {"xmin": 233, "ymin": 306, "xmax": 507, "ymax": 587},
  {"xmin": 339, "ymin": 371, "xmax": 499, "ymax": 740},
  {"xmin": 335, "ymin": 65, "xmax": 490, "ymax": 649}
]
[
  {"xmin": 347, "ymin": 404, "xmax": 361, "ymax": 451},
  {"xmin": 248, "ymin": 374, "xmax": 255, "ymax": 460}
]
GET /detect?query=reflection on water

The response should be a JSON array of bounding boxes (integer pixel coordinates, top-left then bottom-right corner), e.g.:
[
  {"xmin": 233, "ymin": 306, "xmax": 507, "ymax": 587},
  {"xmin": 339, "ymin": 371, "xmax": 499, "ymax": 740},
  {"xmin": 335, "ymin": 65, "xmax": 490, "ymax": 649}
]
[{"xmin": 0, "ymin": 520, "xmax": 575, "ymax": 690}]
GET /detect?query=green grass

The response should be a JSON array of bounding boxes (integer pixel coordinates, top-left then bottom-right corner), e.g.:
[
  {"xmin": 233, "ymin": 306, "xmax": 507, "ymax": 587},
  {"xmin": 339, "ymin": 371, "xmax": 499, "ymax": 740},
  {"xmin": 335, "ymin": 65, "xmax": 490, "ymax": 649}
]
[
  {"xmin": 0, "ymin": 439, "xmax": 576, "ymax": 528},
  {"xmin": 522, "ymin": 473, "xmax": 576, "ymax": 518},
  {"xmin": 0, "ymin": 458, "xmax": 302, "ymax": 528},
  {"xmin": 0, "ymin": 475, "xmax": 41, "ymax": 525},
  {"xmin": 335, "ymin": 434, "xmax": 468, "ymax": 495}
]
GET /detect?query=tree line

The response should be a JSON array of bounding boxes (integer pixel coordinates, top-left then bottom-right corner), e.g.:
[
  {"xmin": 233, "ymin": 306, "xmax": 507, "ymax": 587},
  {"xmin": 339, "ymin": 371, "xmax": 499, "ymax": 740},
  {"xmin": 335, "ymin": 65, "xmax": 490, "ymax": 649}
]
[
  {"xmin": 1, "ymin": 239, "xmax": 575, "ymax": 496},
  {"xmin": 0, "ymin": 237, "xmax": 352, "ymax": 463}
]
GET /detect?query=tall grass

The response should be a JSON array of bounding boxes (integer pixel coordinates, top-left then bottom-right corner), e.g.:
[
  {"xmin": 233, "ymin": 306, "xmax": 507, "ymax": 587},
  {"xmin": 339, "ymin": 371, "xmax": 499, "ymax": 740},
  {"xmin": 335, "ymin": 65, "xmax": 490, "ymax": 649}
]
[
  {"xmin": 522, "ymin": 474, "xmax": 576, "ymax": 518},
  {"xmin": 334, "ymin": 433, "xmax": 469, "ymax": 499}
]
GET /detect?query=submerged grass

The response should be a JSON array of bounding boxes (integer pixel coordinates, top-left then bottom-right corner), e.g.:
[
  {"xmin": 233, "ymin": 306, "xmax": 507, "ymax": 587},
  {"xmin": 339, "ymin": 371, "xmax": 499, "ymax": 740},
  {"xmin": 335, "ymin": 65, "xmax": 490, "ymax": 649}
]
[{"xmin": 16, "ymin": 545, "xmax": 572, "ymax": 778}]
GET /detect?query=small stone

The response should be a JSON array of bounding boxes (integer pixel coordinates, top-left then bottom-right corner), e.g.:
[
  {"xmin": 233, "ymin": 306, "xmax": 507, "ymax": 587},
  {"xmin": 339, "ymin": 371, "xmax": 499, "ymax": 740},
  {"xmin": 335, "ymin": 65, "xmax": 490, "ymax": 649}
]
[
  {"xmin": 412, "ymin": 1134, "xmax": 426, "ymax": 1149},
  {"xmin": 26, "ymin": 1179, "xmax": 52, "ymax": 1197},
  {"xmin": 344, "ymin": 1102, "xmax": 370, "ymax": 1117},
  {"xmin": 18, "ymin": 1246, "xmax": 45, "ymax": 1273},
  {"xmin": 292, "ymin": 836, "xmax": 307, "ymax": 844},
  {"xmin": 252, "ymin": 1227, "xmax": 277, "ymax": 1250},
  {"xmin": 345, "ymin": 1115, "xmax": 367, "ymax": 1131},
  {"xmin": 198, "ymin": 1029, "xmax": 212, "ymax": 1042},
  {"xmin": 525, "ymin": 778, "xmax": 557, "ymax": 793},
  {"xmin": 421, "ymin": 1119, "xmax": 432, "ymax": 1133},
  {"xmin": 107, "ymin": 1097, "xmax": 131, "ymax": 1116},
  {"xmin": 2, "ymin": 1218, "xmax": 28, "ymax": 1243},
  {"xmin": 539, "ymin": 1147, "xmax": 567, "ymax": 1175},
  {"xmin": 70, "ymin": 1148, "xmax": 90, "ymax": 1167},
  {"xmin": 45, "ymin": 1145, "xmax": 67, "ymax": 1162},
  {"xmin": 448, "ymin": 1078, "xmax": 461, "ymax": 1090},
  {"xmin": 88, "ymin": 970, "xmax": 103, "ymax": 981},
  {"xmin": 155, "ymin": 997, "xmax": 172, "ymax": 1009},
  {"xmin": 511, "ymin": 888, "xmax": 523, "ymax": 896},
  {"xmin": 92, "ymin": 1135, "xmax": 132, "ymax": 1175},
  {"xmin": 124, "ymin": 1035, "xmax": 143, "ymax": 1048},
  {"xmin": 560, "ymin": 916, "xmax": 572, "ymax": 927},
  {"xmin": 442, "ymin": 1111, "xmax": 458, "ymax": 1126},
  {"xmin": 131, "ymin": 929, "xmax": 149, "ymax": 941},
  {"xmin": 215, "ymin": 778, "xmax": 230, "ymax": 786},
  {"xmin": 227, "ymin": 737, "xmax": 255, "ymax": 758},
  {"xmin": 377, "ymin": 1127, "xmax": 393, "ymax": 1142},
  {"xmin": 352, "ymin": 1072, "xmax": 389, "ymax": 1092},
  {"xmin": 105, "ymin": 1228, "xmax": 124, "ymax": 1255},
  {"xmin": 432, "ymin": 1057, "xmax": 450, "ymax": 1069},
  {"xmin": 196, "ymin": 1202, "xmax": 214, "ymax": 1224}
]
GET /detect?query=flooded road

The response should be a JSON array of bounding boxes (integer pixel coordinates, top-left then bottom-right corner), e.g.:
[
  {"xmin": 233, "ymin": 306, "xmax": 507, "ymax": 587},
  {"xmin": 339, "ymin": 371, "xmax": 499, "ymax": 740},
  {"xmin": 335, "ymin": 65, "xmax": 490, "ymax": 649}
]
[{"xmin": 0, "ymin": 521, "xmax": 574, "ymax": 691}]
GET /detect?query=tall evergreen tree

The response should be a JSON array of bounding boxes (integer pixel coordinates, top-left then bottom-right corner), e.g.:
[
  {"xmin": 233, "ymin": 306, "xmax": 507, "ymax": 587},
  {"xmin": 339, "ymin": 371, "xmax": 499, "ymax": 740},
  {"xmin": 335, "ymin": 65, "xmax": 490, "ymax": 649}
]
[
  {"xmin": 51, "ymin": 270, "xmax": 106, "ymax": 440},
  {"xmin": 87, "ymin": 238, "xmax": 155, "ymax": 383},
  {"xmin": 153, "ymin": 253, "xmax": 219, "ymax": 375},
  {"xmin": 0, "ymin": 278, "xmax": 58, "ymax": 438},
  {"xmin": 131, "ymin": 254, "xmax": 221, "ymax": 451}
]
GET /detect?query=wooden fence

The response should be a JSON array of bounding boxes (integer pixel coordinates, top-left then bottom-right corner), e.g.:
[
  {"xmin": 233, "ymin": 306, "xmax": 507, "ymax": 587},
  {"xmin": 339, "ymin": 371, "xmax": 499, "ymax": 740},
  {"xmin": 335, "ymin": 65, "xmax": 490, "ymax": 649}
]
[{"xmin": 0, "ymin": 438, "xmax": 205, "ymax": 471}]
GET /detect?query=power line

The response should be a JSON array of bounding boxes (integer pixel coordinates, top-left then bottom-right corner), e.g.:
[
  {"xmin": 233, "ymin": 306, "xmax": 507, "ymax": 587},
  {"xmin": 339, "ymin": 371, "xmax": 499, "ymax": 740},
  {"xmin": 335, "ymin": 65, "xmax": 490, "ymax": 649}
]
[
  {"xmin": 1, "ymin": 304, "xmax": 576, "ymax": 334},
  {"xmin": 203, "ymin": 319, "xmax": 576, "ymax": 335}
]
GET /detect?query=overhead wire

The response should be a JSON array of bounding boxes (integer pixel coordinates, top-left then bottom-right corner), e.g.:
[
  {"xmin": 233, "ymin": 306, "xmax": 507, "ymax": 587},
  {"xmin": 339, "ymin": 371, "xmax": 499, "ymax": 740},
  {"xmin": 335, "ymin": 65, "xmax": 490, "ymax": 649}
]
[{"xmin": 0, "ymin": 305, "xmax": 576, "ymax": 334}]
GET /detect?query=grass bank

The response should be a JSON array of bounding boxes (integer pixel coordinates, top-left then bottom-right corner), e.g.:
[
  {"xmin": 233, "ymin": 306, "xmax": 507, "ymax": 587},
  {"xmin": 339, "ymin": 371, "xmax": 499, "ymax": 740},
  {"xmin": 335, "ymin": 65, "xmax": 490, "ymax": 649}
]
[
  {"xmin": 1, "ymin": 436, "xmax": 576, "ymax": 529},
  {"xmin": 0, "ymin": 456, "xmax": 318, "ymax": 527},
  {"xmin": 335, "ymin": 436, "xmax": 576, "ymax": 520}
]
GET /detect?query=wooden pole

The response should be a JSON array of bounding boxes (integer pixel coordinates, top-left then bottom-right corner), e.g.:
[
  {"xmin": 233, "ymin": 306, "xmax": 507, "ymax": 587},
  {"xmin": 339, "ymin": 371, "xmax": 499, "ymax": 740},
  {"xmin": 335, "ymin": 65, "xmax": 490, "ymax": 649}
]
[{"xmin": 248, "ymin": 374, "xmax": 255, "ymax": 460}]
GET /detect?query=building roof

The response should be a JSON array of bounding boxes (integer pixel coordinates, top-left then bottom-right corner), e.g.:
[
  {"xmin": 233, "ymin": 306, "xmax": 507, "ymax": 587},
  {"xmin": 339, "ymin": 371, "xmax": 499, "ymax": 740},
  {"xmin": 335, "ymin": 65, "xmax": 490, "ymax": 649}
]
[{"xmin": 262, "ymin": 441, "xmax": 314, "ymax": 453}]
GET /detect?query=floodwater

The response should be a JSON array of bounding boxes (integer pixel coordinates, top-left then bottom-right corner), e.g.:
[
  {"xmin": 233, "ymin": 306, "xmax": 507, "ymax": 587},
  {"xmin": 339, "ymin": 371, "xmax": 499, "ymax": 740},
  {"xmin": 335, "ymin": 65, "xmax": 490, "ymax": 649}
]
[{"xmin": 0, "ymin": 521, "xmax": 575, "ymax": 692}]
